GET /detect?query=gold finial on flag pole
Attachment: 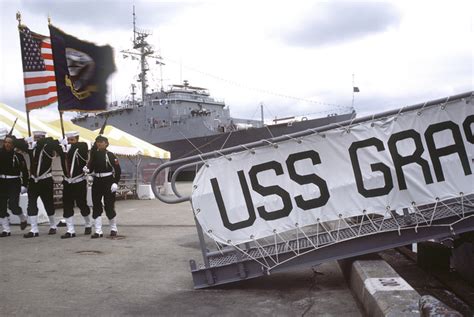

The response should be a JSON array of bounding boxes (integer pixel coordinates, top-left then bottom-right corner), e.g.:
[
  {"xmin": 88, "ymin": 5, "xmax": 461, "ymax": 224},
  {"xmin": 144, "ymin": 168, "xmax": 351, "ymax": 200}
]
[{"xmin": 16, "ymin": 11, "xmax": 21, "ymax": 27}]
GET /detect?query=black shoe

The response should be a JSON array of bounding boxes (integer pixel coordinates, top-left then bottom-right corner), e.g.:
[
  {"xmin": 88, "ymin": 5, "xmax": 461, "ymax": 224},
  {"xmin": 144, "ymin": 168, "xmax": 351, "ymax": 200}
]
[
  {"xmin": 84, "ymin": 227, "xmax": 92, "ymax": 235},
  {"xmin": 48, "ymin": 228, "xmax": 57, "ymax": 235},
  {"xmin": 110, "ymin": 230, "xmax": 118, "ymax": 237},
  {"xmin": 24, "ymin": 232, "xmax": 39, "ymax": 238},
  {"xmin": 0, "ymin": 231, "xmax": 11, "ymax": 237},
  {"xmin": 20, "ymin": 220, "xmax": 28, "ymax": 230},
  {"xmin": 61, "ymin": 232, "xmax": 76, "ymax": 239},
  {"xmin": 91, "ymin": 233, "xmax": 103, "ymax": 239}
]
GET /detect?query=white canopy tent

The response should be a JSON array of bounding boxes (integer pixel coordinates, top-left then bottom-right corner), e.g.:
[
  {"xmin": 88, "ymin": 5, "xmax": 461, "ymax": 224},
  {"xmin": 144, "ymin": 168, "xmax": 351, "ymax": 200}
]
[{"xmin": 0, "ymin": 102, "xmax": 170, "ymax": 160}]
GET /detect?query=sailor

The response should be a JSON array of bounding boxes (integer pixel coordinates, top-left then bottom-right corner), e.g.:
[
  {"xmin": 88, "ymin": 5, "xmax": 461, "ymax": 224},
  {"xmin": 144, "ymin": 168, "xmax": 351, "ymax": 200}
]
[
  {"xmin": 85, "ymin": 135, "xmax": 121, "ymax": 238},
  {"xmin": 0, "ymin": 134, "xmax": 29, "ymax": 237},
  {"xmin": 58, "ymin": 131, "xmax": 92, "ymax": 239},
  {"xmin": 24, "ymin": 131, "xmax": 62, "ymax": 238}
]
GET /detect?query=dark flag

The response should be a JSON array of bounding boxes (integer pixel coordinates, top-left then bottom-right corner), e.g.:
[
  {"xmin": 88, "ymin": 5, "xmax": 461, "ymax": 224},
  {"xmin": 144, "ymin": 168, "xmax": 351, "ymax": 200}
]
[
  {"xmin": 48, "ymin": 24, "xmax": 116, "ymax": 112},
  {"xmin": 353, "ymin": 86, "xmax": 360, "ymax": 93}
]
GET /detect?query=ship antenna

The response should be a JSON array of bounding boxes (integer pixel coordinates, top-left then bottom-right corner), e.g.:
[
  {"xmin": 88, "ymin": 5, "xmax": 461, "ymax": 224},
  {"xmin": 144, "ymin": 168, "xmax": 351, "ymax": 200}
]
[
  {"xmin": 121, "ymin": 6, "xmax": 164, "ymax": 105},
  {"xmin": 131, "ymin": 84, "xmax": 136, "ymax": 107},
  {"xmin": 133, "ymin": 5, "xmax": 136, "ymax": 46}
]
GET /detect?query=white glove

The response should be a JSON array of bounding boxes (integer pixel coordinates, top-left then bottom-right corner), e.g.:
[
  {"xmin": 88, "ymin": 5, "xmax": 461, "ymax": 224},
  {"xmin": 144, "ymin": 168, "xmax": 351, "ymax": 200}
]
[
  {"xmin": 20, "ymin": 186, "xmax": 27, "ymax": 194},
  {"xmin": 59, "ymin": 138, "xmax": 68, "ymax": 146},
  {"xmin": 111, "ymin": 183, "xmax": 118, "ymax": 193},
  {"xmin": 83, "ymin": 166, "xmax": 90, "ymax": 174},
  {"xmin": 28, "ymin": 141, "xmax": 37, "ymax": 150},
  {"xmin": 25, "ymin": 136, "xmax": 34, "ymax": 143}
]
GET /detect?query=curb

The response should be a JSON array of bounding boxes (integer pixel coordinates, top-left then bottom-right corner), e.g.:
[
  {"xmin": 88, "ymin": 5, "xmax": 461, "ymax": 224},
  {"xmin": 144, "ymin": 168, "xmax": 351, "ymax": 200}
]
[{"xmin": 338, "ymin": 256, "xmax": 420, "ymax": 317}]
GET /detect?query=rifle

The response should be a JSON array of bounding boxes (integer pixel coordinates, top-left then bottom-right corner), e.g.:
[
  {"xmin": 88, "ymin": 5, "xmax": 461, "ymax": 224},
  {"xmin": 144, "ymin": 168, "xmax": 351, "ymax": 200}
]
[
  {"xmin": 98, "ymin": 115, "xmax": 108, "ymax": 135},
  {"xmin": 9, "ymin": 118, "xmax": 18, "ymax": 136},
  {"xmin": 87, "ymin": 116, "xmax": 108, "ymax": 171}
]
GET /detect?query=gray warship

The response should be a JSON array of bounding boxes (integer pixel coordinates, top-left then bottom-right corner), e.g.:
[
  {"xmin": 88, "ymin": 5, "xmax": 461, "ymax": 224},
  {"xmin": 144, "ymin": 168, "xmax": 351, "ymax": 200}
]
[{"xmin": 72, "ymin": 10, "xmax": 355, "ymax": 171}]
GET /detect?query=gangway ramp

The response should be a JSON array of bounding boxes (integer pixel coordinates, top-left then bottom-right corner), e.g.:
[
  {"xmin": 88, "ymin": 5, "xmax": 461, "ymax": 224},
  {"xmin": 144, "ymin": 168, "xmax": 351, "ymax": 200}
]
[{"xmin": 151, "ymin": 91, "xmax": 474, "ymax": 289}]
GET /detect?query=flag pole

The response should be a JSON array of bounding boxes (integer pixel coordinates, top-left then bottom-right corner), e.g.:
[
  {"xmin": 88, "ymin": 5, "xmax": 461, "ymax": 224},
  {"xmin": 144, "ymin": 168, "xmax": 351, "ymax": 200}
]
[
  {"xmin": 48, "ymin": 14, "xmax": 65, "ymax": 139},
  {"xmin": 26, "ymin": 110, "xmax": 31, "ymax": 137},
  {"xmin": 59, "ymin": 111, "xmax": 65, "ymax": 138},
  {"xmin": 17, "ymin": 12, "xmax": 31, "ymax": 137}
]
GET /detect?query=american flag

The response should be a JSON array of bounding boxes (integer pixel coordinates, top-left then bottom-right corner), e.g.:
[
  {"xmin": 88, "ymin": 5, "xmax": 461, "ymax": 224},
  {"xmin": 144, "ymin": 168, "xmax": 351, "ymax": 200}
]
[{"xmin": 19, "ymin": 26, "xmax": 57, "ymax": 110}]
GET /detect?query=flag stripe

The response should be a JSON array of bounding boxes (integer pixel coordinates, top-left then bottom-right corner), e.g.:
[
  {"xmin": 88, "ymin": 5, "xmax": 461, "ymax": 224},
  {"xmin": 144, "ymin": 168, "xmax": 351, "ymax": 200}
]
[
  {"xmin": 25, "ymin": 86, "xmax": 58, "ymax": 98},
  {"xmin": 26, "ymin": 97, "xmax": 58, "ymax": 110},
  {"xmin": 26, "ymin": 91, "xmax": 58, "ymax": 103},
  {"xmin": 25, "ymin": 81, "xmax": 56, "ymax": 91},
  {"xmin": 23, "ymin": 70, "xmax": 55, "ymax": 79},
  {"xmin": 19, "ymin": 26, "xmax": 57, "ymax": 111},
  {"xmin": 24, "ymin": 76, "xmax": 56, "ymax": 85}
]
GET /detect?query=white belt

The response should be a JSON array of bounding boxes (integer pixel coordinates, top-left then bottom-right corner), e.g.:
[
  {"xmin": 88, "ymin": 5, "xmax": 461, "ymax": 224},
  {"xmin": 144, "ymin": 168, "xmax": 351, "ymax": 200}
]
[
  {"xmin": 31, "ymin": 173, "xmax": 52, "ymax": 182},
  {"xmin": 94, "ymin": 172, "xmax": 113, "ymax": 178},
  {"xmin": 65, "ymin": 174, "xmax": 86, "ymax": 184},
  {"xmin": 0, "ymin": 175, "xmax": 20, "ymax": 179}
]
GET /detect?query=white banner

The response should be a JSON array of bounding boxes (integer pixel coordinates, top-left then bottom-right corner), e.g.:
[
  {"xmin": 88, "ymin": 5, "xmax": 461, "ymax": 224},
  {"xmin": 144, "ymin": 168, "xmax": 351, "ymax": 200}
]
[{"xmin": 191, "ymin": 99, "xmax": 474, "ymax": 244}]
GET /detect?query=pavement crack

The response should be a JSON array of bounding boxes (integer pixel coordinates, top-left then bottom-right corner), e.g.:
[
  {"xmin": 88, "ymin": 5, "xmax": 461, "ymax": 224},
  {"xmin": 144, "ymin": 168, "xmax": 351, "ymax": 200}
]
[{"xmin": 301, "ymin": 267, "xmax": 322, "ymax": 317}]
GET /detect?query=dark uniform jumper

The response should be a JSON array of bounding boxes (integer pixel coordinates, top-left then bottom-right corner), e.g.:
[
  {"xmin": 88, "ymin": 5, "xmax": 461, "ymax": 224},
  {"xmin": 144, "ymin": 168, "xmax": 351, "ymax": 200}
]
[
  {"xmin": 59, "ymin": 141, "xmax": 91, "ymax": 236},
  {"xmin": 0, "ymin": 138, "xmax": 29, "ymax": 236},
  {"xmin": 26, "ymin": 137, "xmax": 61, "ymax": 236},
  {"xmin": 89, "ymin": 144, "xmax": 121, "ymax": 236}
]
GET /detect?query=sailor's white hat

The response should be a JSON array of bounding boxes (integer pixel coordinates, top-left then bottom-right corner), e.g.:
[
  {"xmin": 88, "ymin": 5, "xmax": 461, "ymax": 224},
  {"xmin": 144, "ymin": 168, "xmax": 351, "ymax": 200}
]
[
  {"xmin": 33, "ymin": 130, "xmax": 47, "ymax": 137},
  {"xmin": 65, "ymin": 131, "xmax": 79, "ymax": 138}
]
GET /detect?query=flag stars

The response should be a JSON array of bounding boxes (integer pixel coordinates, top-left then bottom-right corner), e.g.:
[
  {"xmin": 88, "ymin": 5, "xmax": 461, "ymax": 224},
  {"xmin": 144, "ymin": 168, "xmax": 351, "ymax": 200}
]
[{"xmin": 20, "ymin": 28, "xmax": 46, "ymax": 71}]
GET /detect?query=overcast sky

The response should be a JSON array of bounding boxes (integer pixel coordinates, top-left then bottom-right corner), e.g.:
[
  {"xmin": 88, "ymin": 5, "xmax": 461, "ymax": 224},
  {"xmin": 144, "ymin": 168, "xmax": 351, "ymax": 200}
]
[{"xmin": 0, "ymin": 0, "xmax": 472, "ymax": 122}]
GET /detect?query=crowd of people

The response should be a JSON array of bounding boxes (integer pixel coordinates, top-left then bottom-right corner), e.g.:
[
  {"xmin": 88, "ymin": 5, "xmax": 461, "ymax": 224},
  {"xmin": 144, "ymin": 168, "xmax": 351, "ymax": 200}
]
[{"xmin": 0, "ymin": 128, "xmax": 121, "ymax": 239}]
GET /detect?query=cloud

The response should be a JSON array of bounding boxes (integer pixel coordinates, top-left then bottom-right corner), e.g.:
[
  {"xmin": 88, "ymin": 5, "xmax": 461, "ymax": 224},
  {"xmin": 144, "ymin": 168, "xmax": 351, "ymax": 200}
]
[
  {"xmin": 278, "ymin": 2, "xmax": 402, "ymax": 47},
  {"xmin": 20, "ymin": 0, "xmax": 185, "ymax": 30}
]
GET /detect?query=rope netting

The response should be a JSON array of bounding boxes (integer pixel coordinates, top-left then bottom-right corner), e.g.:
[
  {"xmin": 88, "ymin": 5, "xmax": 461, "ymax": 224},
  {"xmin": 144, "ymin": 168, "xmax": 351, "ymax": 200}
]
[{"xmin": 200, "ymin": 193, "xmax": 474, "ymax": 272}]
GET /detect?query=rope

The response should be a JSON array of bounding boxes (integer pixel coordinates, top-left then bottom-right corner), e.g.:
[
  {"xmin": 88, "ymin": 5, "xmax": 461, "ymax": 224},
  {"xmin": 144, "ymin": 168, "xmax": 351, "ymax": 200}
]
[
  {"xmin": 264, "ymin": 124, "xmax": 275, "ymax": 139},
  {"xmin": 297, "ymin": 226, "xmax": 317, "ymax": 249},
  {"xmin": 240, "ymin": 144, "xmax": 255, "ymax": 154},
  {"xmin": 178, "ymin": 130, "xmax": 203, "ymax": 155},
  {"xmin": 253, "ymin": 237, "xmax": 278, "ymax": 266},
  {"xmin": 418, "ymin": 101, "xmax": 428, "ymax": 115},
  {"xmin": 220, "ymin": 129, "xmax": 234, "ymax": 150},
  {"xmin": 429, "ymin": 198, "xmax": 439, "ymax": 225}
]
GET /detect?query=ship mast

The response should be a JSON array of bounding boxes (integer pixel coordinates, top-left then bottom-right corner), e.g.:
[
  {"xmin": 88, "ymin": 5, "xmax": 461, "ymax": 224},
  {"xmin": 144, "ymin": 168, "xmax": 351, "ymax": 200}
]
[{"xmin": 121, "ymin": 6, "xmax": 163, "ymax": 106}]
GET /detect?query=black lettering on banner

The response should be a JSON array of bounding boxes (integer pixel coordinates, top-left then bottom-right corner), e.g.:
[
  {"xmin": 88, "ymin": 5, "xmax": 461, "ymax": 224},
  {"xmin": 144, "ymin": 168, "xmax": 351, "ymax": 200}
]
[
  {"xmin": 425, "ymin": 121, "xmax": 472, "ymax": 182},
  {"xmin": 349, "ymin": 137, "xmax": 394, "ymax": 198},
  {"xmin": 463, "ymin": 115, "xmax": 474, "ymax": 143},
  {"xmin": 388, "ymin": 129, "xmax": 434, "ymax": 190},
  {"xmin": 286, "ymin": 150, "xmax": 330, "ymax": 210},
  {"xmin": 210, "ymin": 170, "xmax": 256, "ymax": 231},
  {"xmin": 249, "ymin": 161, "xmax": 293, "ymax": 221}
]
